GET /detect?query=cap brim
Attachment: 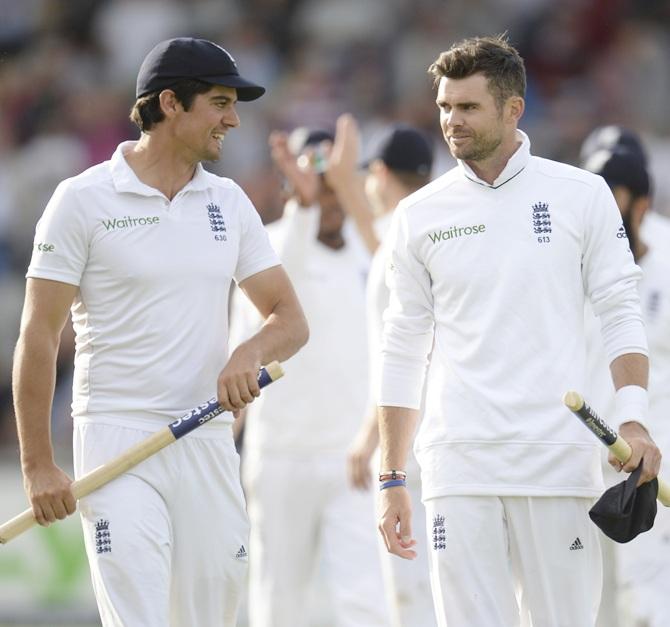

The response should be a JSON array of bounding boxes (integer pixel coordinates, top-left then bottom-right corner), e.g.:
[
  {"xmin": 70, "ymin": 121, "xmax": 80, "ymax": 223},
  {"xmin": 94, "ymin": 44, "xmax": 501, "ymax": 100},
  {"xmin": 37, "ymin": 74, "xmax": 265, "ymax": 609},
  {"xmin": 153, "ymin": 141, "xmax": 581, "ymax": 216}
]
[{"xmin": 202, "ymin": 75, "xmax": 266, "ymax": 101}]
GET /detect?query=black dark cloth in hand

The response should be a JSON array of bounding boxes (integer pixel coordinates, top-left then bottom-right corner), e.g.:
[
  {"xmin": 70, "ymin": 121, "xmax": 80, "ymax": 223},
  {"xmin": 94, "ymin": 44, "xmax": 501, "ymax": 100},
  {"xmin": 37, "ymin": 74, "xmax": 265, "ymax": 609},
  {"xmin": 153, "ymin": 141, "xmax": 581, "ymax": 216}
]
[{"xmin": 589, "ymin": 464, "xmax": 658, "ymax": 543}]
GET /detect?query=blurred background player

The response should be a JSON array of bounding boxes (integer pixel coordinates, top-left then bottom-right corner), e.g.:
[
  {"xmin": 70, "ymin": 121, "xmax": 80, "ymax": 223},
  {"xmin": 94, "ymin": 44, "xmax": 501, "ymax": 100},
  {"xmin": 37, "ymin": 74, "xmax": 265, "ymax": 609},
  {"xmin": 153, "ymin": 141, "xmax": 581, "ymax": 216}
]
[
  {"xmin": 12, "ymin": 37, "xmax": 308, "ymax": 627},
  {"xmin": 325, "ymin": 113, "xmax": 437, "ymax": 627},
  {"xmin": 580, "ymin": 125, "xmax": 670, "ymax": 255},
  {"xmin": 582, "ymin": 129, "xmax": 670, "ymax": 627},
  {"xmin": 229, "ymin": 127, "xmax": 390, "ymax": 627}
]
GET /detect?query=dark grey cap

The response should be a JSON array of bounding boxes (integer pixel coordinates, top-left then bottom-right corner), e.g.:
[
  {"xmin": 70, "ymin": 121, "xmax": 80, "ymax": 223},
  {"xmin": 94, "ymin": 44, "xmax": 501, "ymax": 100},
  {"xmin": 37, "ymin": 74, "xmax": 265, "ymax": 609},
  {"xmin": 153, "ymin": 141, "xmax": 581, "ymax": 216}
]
[
  {"xmin": 589, "ymin": 464, "xmax": 658, "ymax": 543},
  {"xmin": 582, "ymin": 147, "xmax": 650, "ymax": 198},
  {"xmin": 136, "ymin": 38, "xmax": 265, "ymax": 101},
  {"xmin": 580, "ymin": 125, "xmax": 647, "ymax": 165},
  {"xmin": 367, "ymin": 125, "xmax": 433, "ymax": 177}
]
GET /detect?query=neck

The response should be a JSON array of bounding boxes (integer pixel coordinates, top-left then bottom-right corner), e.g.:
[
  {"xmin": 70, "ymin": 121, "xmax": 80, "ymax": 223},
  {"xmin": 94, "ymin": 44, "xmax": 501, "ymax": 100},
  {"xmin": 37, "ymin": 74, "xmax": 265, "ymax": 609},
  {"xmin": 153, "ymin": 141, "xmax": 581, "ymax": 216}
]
[
  {"xmin": 466, "ymin": 133, "xmax": 521, "ymax": 185},
  {"xmin": 125, "ymin": 133, "xmax": 199, "ymax": 200},
  {"xmin": 381, "ymin": 181, "xmax": 412, "ymax": 215}
]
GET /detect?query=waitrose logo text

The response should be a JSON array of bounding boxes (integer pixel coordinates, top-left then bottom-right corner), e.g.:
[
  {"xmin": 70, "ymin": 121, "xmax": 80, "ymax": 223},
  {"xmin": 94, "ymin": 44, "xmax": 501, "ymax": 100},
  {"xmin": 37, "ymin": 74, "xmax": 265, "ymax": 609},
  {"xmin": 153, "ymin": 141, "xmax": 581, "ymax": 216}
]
[
  {"xmin": 102, "ymin": 216, "xmax": 160, "ymax": 231},
  {"xmin": 428, "ymin": 224, "xmax": 486, "ymax": 243}
]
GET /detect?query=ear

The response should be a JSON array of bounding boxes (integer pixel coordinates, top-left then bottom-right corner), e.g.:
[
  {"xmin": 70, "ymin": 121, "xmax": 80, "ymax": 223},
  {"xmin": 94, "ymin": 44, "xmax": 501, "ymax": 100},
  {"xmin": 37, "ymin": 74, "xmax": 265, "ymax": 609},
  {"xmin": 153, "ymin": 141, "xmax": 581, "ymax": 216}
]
[
  {"xmin": 158, "ymin": 89, "xmax": 182, "ymax": 119},
  {"xmin": 506, "ymin": 96, "xmax": 525, "ymax": 124}
]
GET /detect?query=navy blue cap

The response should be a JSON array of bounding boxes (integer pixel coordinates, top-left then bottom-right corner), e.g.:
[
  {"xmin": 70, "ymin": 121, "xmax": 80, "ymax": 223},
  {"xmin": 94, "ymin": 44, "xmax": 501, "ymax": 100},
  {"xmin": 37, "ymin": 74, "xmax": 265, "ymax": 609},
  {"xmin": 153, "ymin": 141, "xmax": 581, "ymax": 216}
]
[
  {"xmin": 136, "ymin": 38, "xmax": 265, "ymax": 101},
  {"xmin": 589, "ymin": 464, "xmax": 658, "ymax": 543},
  {"xmin": 367, "ymin": 125, "xmax": 433, "ymax": 177},
  {"xmin": 582, "ymin": 146, "xmax": 650, "ymax": 198},
  {"xmin": 580, "ymin": 125, "xmax": 647, "ymax": 165}
]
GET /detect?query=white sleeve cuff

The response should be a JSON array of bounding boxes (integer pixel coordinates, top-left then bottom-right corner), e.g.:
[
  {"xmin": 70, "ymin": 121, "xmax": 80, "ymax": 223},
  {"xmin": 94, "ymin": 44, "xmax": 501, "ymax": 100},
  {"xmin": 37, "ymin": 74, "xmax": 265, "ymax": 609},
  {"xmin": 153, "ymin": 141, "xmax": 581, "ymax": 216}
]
[{"xmin": 612, "ymin": 385, "xmax": 649, "ymax": 431}]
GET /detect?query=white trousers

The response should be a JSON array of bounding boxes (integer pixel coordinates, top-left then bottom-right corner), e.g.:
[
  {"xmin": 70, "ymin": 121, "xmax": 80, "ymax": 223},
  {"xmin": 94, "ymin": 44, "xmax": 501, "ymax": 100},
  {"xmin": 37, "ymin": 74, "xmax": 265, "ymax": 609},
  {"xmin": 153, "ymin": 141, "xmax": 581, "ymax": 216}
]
[
  {"xmin": 424, "ymin": 495, "xmax": 602, "ymax": 627},
  {"xmin": 243, "ymin": 452, "xmax": 391, "ymax": 627},
  {"xmin": 74, "ymin": 422, "xmax": 249, "ymax": 627}
]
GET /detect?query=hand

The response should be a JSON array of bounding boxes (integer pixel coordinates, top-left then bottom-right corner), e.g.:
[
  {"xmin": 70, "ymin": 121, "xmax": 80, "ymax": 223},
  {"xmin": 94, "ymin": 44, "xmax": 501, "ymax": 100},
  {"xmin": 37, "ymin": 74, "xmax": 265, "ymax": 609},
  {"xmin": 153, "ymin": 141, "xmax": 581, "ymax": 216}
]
[
  {"xmin": 609, "ymin": 421, "xmax": 662, "ymax": 485},
  {"xmin": 217, "ymin": 349, "xmax": 262, "ymax": 415},
  {"xmin": 325, "ymin": 113, "xmax": 361, "ymax": 192},
  {"xmin": 268, "ymin": 131, "xmax": 319, "ymax": 207},
  {"xmin": 23, "ymin": 463, "xmax": 76, "ymax": 526},
  {"xmin": 378, "ymin": 485, "xmax": 417, "ymax": 559},
  {"xmin": 346, "ymin": 432, "xmax": 377, "ymax": 490}
]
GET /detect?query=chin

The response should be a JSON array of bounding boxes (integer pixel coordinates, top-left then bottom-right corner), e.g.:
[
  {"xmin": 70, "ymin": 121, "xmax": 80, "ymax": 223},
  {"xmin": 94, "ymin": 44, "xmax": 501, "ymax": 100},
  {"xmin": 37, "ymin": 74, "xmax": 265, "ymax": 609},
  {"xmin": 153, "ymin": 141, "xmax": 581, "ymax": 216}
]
[{"xmin": 202, "ymin": 149, "xmax": 222, "ymax": 162}]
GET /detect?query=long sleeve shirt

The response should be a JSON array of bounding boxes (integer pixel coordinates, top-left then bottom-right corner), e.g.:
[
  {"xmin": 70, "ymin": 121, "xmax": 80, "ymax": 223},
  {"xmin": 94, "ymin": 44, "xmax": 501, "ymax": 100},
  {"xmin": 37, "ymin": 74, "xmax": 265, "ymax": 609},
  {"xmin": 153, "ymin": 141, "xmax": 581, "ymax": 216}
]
[{"xmin": 379, "ymin": 131, "xmax": 647, "ymax": 499}]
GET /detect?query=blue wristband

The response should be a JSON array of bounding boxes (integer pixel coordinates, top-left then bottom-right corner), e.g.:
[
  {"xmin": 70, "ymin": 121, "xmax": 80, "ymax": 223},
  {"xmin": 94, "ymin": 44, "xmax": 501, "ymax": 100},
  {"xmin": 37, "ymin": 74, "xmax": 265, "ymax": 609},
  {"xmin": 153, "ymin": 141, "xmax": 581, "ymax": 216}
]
[{"xmin": 379, "ymin": 479, "xmax": 407, "ymax": 491}]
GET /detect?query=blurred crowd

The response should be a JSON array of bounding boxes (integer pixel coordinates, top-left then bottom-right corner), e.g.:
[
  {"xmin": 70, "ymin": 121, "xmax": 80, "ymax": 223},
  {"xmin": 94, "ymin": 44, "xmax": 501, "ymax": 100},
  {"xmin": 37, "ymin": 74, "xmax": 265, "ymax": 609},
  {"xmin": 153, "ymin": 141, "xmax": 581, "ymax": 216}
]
[{"xmin": 1, "ymin": 0, "xmax": 669, "ymax": 447}]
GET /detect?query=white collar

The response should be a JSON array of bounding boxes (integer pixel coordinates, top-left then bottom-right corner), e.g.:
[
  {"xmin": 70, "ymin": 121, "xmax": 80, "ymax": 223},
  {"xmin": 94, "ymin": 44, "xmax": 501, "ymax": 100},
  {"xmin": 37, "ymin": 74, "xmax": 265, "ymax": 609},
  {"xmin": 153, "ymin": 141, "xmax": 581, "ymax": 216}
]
[
  {"xmin": 459, "ymin": 129, "xmax": 531, "ymax": 188},
  {"xmin": 110, "ymin": 141, "xmax": 210, "ymax": 197}
]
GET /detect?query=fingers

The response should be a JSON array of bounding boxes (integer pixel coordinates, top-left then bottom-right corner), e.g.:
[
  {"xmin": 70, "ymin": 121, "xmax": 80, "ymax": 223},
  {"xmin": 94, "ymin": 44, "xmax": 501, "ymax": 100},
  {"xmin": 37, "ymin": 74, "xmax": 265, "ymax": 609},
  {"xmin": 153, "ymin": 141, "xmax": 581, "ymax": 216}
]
[
  {"xmin": 26, "ymin": 466, "xmax": 76, "ymax": 527},
  {"xmin": 607, "ymin": 450, "xmax": 624, "ymax": 473},
  {"xmin": 330, "ymin": 113, "xmax": 359, "ymax": 168},
  {"xmin": 378, "ymin": 516, "xmax": 417, "ymax": 560},
  {"xmin": 32, "ymin": 502, "xmax": 51, "ymax": 526},
  {"xmin": 636, "ymin": 445, "xmax": 662, "ymax": 485},
  {"xmin": 377, "ymin": 488, "xmax": 417, "ymax": 560},
  {"xmin": 217, "ymin": 367, "xmax": 262, "ymax": 412},
  {"xmin": 608, "ymin": 435, "xmax": 662, "ymax": 486},
  {"xmin": 31, "ymin": 491, "xmax": 76, "ymax": 526}
]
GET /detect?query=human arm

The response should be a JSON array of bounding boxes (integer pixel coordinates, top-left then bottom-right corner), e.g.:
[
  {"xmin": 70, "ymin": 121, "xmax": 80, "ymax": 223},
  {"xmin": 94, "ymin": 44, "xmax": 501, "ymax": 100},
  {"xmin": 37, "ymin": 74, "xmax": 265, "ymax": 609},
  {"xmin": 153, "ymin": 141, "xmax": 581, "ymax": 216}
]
[
  {"xmin": 347, "ymin": 403, "xmax": 380, "ymax": 490},
  {"xmin": 217, "ymin": 265, "xmax": 308, "ymax": 412},
  {"xmin": 13, "ymin": 278, "xmax": 78, "ymax": 526},
  {"xmin": 325, "ymin": 113, "xmax": 379, "ymax": 254},
  {"xmin": 376, "ymin": 208, "xmax": 433, "ymax": 558},
  {"xmin": 608, "ymin": 353, "xmax": 661, "ymax": 484},
  {"xmin": 582, "ymin": 178, "xmax": 660, "ymax": 483},
  {"xmin": 377, "ymin": 405, "xmax": 420, "ymax": 559}
]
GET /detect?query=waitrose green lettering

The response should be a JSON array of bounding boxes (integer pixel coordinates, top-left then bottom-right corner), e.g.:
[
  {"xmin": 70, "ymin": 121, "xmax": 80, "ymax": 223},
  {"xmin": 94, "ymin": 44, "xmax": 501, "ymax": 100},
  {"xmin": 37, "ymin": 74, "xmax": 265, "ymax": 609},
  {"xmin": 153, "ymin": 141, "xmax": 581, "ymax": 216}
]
[
  {"xmin": 102, "ymin": 216, "xmax": 160, "ymax": 231},
  {"xmin": 428, "ymin": 224, "xmax": 486, "ymax": 244}
]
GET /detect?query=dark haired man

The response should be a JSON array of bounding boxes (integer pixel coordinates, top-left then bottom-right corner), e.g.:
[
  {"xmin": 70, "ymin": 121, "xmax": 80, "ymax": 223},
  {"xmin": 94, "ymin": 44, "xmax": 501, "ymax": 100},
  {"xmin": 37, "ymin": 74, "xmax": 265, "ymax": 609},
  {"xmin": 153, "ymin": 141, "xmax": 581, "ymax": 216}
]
[
  {"xmin": 326, "ymin": 113, "xmax": 437, "ymax": 626},
  {"xmin": 13, "ymin": 37, "xmax": 308, "ymax": 626},
  {"xmin": 230, "ymin": 126, "xmax": 390, "ymax": 627},
  {"xmin": 376, "ymin": 35, "xmax": 661, "ymax": 626}
]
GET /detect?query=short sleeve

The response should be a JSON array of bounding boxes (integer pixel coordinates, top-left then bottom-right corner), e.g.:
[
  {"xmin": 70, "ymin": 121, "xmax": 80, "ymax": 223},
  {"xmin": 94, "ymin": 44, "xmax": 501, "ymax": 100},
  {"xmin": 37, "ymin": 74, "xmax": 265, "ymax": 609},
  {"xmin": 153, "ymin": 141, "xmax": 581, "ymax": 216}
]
[
  {"xmin": 233, "ymin": 190, "xmax": 280, "ymax": 284},
  {"xmin": 27, "ymin": 181, "xmax": 89, "ymax": 286}
]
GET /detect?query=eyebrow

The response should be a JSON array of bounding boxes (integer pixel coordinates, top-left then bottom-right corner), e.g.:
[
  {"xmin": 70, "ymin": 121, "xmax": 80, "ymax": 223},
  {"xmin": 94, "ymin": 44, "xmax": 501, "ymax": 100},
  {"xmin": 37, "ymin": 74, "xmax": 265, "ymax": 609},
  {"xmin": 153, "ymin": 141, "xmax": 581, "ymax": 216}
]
[
  {"xmin": 210, "ymin": 94, "xmax": 237, "ymax": 104},
  {"xmin": 436, "ymin": 99, "xmax": 478, "ymax": 107}
]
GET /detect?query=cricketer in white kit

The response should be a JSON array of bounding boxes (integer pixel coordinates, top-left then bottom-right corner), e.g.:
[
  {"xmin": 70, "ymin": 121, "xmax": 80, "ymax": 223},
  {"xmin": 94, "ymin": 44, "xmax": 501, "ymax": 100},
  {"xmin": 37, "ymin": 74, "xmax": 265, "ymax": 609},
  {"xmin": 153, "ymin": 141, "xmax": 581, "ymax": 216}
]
[
  {"xmin": 15, "ymin": 38, "xmax": 308, "ymax": 627},
  {"xmin": 581, "ymin": 140, "xmax": 670, "ymax": 627},
  {"xmin": 377, "ymin": 36, "xmax": 660, "ymax": 627},
  {"xmin": 27, "ymin": 143, "xmax": 282, "ymax": 625},
  {"xmin": 231, "ymin": 190, "xmax": 391, "ymax": 626}
]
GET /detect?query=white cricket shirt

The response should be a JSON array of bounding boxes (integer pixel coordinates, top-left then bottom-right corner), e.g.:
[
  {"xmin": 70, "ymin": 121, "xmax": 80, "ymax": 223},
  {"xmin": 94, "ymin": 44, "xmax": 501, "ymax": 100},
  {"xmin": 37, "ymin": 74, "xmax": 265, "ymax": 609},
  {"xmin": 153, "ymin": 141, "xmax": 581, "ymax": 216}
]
[
  {"xmin": 234, "ymin": 200, "xmax": 370, "ymax": 454},
  {"xmin": 379, "ymin": 131, "xmax": 647, "ymax": 499},
  {"xmin": 28, "ymin": 141, "xmax": 279, "ymax": 431}
]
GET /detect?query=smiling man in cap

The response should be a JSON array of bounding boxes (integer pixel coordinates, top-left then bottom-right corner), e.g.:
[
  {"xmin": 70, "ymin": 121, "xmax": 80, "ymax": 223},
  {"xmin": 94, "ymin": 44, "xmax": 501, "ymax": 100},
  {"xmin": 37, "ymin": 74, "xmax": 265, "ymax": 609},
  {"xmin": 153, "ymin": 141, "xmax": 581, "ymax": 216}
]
[{"xmin": 13, "ymin": 37, "xmax": 308, "ymax": 626}]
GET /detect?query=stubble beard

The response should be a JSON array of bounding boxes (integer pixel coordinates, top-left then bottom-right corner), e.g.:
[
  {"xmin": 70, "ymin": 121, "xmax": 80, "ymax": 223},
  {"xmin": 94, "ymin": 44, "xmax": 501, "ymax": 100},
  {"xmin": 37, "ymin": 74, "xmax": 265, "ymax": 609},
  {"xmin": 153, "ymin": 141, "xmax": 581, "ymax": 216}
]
[{"xmin": 448, "ymin": 131, "xmax": 502, "ymax": 162}]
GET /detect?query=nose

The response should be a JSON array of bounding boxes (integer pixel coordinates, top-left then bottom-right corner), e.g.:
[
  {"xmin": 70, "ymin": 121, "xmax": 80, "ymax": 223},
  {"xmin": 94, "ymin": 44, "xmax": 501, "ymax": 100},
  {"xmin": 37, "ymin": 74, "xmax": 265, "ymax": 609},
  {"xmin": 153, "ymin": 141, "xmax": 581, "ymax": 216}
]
[
  {"xmin": 443, "ymin": 109, "xmax": 462, "ymax": 128},
  {"xmin": 224, "ymin": 106, "xmax": 240, "ymax": 128}
]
